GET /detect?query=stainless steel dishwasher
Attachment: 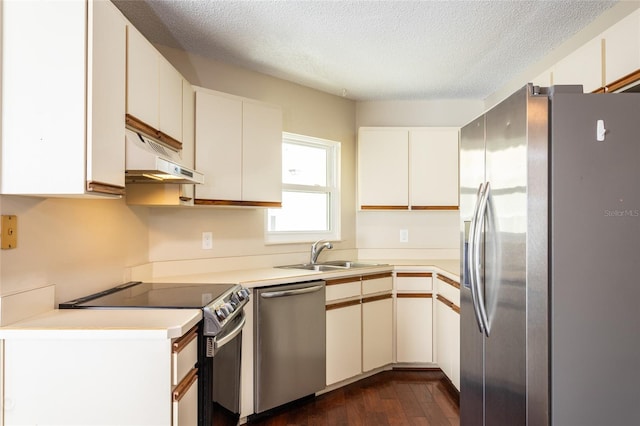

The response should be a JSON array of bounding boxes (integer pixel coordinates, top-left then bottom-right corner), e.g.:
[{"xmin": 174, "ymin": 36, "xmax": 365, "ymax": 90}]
[{"xmin": 254, "ymin": 280, "xmax": 326, "ymax": 413}]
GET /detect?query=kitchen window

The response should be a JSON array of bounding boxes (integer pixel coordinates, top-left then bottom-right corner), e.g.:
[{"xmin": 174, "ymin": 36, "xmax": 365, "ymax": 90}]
[{"xmin": 266, "ymin": 132, "xmax": 340, "ymax": 244}]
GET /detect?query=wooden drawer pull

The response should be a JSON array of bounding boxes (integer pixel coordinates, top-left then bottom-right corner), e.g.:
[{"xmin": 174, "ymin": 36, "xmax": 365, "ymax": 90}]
[
  {"xmin": 172, "ymin": 368, "xmax": 198, "ymax": 402},
  {"xmin": 397, "ymin": 293, "xmax": 432, "ymax": 298},
  {"xmin": 396, "ymin": 272, "xmax": 432, "ymax": 278},
  {"xmin": 438, "ymin": 274, "xmax": 460, "ymax": 289},
  {"xmin": 326, "ymin": 299, "xmax": 361, "ymax": 311},
  {"xmin": 172, "ymin": 325, "xmax": 198, "ymax": 353},
  {"xmin": 362, "ymin": 272, "xmax": 392, "ymax": 281},
  {"xmin": 362, "ymin": 294, "xmax": 392, "ymax": 304}
]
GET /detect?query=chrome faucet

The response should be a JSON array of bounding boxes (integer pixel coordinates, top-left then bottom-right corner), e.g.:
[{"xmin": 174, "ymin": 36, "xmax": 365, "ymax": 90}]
[{"xmin": 310, "ymin": 240, "xmax": 333, "ymax": 264}]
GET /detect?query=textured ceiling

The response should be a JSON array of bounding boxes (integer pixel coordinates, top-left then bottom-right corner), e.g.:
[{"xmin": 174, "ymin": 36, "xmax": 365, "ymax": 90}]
[{"xmin": 113, "ymin": 0, "xmax": 617, "ymax": 101}]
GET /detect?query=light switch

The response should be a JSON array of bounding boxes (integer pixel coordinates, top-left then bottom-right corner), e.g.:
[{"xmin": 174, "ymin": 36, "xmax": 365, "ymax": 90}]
[{"xmin": 400, "ymin": 229, "xmax": 409, "ymax": 243}]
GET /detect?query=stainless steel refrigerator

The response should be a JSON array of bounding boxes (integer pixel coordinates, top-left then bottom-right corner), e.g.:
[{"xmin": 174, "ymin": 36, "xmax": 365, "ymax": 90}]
[{"xmin": 460, "ymin": 83, "xmax": 640, "ymax": 426}]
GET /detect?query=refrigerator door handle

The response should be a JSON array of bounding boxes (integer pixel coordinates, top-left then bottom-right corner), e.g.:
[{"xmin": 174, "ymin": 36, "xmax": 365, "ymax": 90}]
[
  {"xmin": 474, "ymin": 181, "xmax": 492, "ymax": 336},
  {"xmin": 468, "ymin": 182, "xmax": 485, "ymax": 334}
]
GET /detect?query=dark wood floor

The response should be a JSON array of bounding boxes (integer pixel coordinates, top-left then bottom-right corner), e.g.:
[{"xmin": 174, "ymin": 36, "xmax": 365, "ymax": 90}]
[{"xmin": 246, "ymin": 369, "xmax": 460, "ymax": 426}]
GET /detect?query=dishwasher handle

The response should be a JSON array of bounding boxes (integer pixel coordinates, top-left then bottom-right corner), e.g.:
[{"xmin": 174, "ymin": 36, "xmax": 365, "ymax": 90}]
[{"xmin": 260, "ymin": 284, "xmax": 324, "ymax": 299}]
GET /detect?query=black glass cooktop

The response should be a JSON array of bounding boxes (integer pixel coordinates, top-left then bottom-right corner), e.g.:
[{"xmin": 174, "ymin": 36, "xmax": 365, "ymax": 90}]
[{"xmin": 59, "ymin": 281, "xmax": 237, "ymax": 309}]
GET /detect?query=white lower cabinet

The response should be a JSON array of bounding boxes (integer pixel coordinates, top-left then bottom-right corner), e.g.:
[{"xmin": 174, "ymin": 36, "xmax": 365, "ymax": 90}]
[
  {"xmin": 2, "ymin": 325, "xmax": 198, "ymax": 426},
  {"xmin": 435, "ymin": 274, "xmax": 461, "ymax": 390},
  {"xmin": 325, "ymin": 273, "xmax": 393, "ymax": 386},
  {"xmin": 326, "ymin": 301, "xmax": 362, "ymax": 385},
  {"xmin": 396, "ymin": 295, "xmax": 433, "ymax": 363},
  {"xmin": 362, "ymin": 295, "xmax": 393, "ymax": 372},
  {"xmin": 395, "ymin": 272, "xmax": 434, "ymax": 363}
]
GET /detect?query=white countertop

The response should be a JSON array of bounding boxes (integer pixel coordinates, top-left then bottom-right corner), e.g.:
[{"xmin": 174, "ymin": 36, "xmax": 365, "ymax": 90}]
[
  {"xmin": 0, "ymin": 259, "xmax": 459, "ymax": 338},
  {"xmin": 152, "ymin": 259, "xmax": 460, "ymax": 288},
  {"xmin": 0, "ymin": 308, "xmax": 202, "ymax": 340}
]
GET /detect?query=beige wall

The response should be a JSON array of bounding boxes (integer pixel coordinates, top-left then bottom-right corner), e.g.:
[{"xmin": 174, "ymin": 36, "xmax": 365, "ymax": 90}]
[
  {"xmin": 0, "ymin": 196, "xmax": 149, "ymax": 303},
  {"xmin": 354, "ymin": 100, "xmax": 482, "ymax": 259},
  {"xmin": 150, "ymin": 46, "xmax": 359, "ymax": 261}
]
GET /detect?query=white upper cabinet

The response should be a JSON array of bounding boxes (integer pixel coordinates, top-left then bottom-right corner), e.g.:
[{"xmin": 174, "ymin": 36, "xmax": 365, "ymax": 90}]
[
  {"xmin": 1, "ymin": 0, "xmax": 126, "ymax": 197},
  {"xmin": 602, "ymin": 9, "xmax": 640, "ymax": 88},
  {"xmin": 409, "ymin": 128, "xmax": 459, "ymax": 208},
  {"xmin": 125, "ymin": 79, "xmax": 196, "ymax": 207},
  {"xmin": 552, "ymin": 35, "xmax": 603, "ymax": 93},
  {"xmin": 358, "ymin": 127, "xmax": 459, "ymax": 210},
  {"xmin": 126, "ymin": 24, "xmax": 183, "ymax": 144},
  {"xmin": 126, "ymin": 26, "xmax": 159, "ymax": 131},
  {"xmin": 158, "ymin": 56, "xmax": 184, "ymax": 142},
  {"xmin": 194, "ymin": 87, "xmax": 282, "ymax": 207},
  {"xmin": 358, "ymin": 128, "xmax": 409, "ymax": 208}
]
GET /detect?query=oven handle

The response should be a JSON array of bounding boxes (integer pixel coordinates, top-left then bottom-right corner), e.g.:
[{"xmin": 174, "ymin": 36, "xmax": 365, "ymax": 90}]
[{"xmin": 213, "ymin": 312, "xmax": 245, "ymax": 350}]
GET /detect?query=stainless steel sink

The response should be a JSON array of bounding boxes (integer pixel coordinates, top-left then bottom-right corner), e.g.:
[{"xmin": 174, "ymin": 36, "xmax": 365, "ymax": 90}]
[{"xmin": 276, "ymin": 260, "xmax": 387, "ymax": 271}]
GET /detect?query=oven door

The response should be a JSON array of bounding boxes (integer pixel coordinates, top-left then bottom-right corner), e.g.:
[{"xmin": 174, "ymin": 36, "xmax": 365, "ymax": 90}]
[{"xmin": 209, "ymin": 312, "xmax": 245, "ymax": 417}]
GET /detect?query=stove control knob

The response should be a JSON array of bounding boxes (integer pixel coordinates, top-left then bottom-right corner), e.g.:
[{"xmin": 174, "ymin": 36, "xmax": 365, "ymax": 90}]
[
  {"xmin": 216, "ymin": 305, "xmax": 230, "ymax": 320},
  {"xmin": 237, "ymin": 288, "xmax": 250, "ymax": 301},
  {"xmin": 223, "ymin": 302, "xmax": 235, "ymax": 314}
]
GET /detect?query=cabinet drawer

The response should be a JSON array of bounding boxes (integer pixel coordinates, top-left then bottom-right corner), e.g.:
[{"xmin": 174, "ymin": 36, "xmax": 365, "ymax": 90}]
[
  {"xmin": 436, "ymin": 275, "xmax": 460, "ymax": 307},
  {"xmin": 395, "ymin": 272, "xmax": 433, "ymax": 291},
  {"xmin": 172, "ymin": 368, "xmax": 198, "ymax": 426},
  {"xmin": 326, "ymin": 276, "xmax": 361, "ymax": 302},
  {"xmin": 172, "ymin": 326, "xmax": 198, "ymax": 386},
  {"xmin": 362, "ymin": 273, "xmax": 392, "ymax": 295}
]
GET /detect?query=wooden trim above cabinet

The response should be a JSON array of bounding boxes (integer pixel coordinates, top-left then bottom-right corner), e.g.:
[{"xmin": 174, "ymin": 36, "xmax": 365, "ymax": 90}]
[
  {"xmin": 411, "ymin": 205, "xmax": 459, "ymax": 211},
  {"xmin": 194, "ymin": 199, "xmax": 282, "ymax": 208},
  {"xmin": 437, "ymin": 274, "xmax": 460, "ymax": 289},
  {"xmin": 125, "ymin": 114, "xmax": 182, "ymax": 151},
  {"xmin": 601, "ymin": 68, "xmax": 640, "ymax": 93},
  {"xmin": 86, "ymin": 181, "xmax": 125, "ymax": 196},
  {"xmin": 396, "ymin": 272, "xmax": 432, "ymax": 278},
  {"xmin": 361, "ymin": 205, "xmax": 409, "ymax": 210}
]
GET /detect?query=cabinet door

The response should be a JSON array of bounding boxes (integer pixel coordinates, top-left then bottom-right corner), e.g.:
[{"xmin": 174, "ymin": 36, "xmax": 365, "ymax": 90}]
[
  {"xmin": 362, "ymin": 296, "xmax": 393, "ymax": 372},
  {"xmin": 358, "ymin": 128, "xmax": 409, "ymax": 208},
  {"xmin": 435, "ymin": 297, "xmax": 452, "ymax": 379},
  {"xmin": 242, "ymin": 100, "xmax": 283, "ymax": 203},
  {"xmin": 127, "ymin": 25, "xmax": 159, "ymax": 128},
  {"xmin": 326, "ymin": 303, "xmax": 361, "ymax": 385},
  {"xmin": 409, "ymin": 128, "xmax": 459, "ymax": 208},
  {"xmin": 396, "ymin": 295, "xmax": 433, "ymax": 363},
  {"xmin": 87, "ymin": 0, "xmax": 126, "ymax": 189},
  {"xmin": 552, "ymin": 36, "xmax": 603, "ymax": 93},
  {"xmin": 195, "ymin": 90, "xmax": 243, "ymax": 201},
  {"xmin": 603, "ymin": 9, "xmax": 640, "ymax": 86},
  {"xmin": 159, "ymin": 56, "xmax": 183, "ymax": 141}
]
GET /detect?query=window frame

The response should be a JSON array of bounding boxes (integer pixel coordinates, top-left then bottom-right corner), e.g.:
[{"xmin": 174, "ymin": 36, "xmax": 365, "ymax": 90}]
[{"xmin": 265, "ymin": 132, "xmax": 341, "ymax": 244}]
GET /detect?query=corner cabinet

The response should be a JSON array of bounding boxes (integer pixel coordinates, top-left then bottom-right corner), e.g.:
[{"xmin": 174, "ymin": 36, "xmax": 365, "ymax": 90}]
[
  {"xmin": 395, "ymin": 272, "xmax": 434, "ymax": 363},
  {"xmin": 1, "ymin": 0, "xmax": 126, "ymax": 197},
  {"xmin": 193, "ymin": 87, "xmax": 282, "ymax": 207},
  {"xmin": 358, "ymin": 127, "xmax": 459, "ymax": 210}
]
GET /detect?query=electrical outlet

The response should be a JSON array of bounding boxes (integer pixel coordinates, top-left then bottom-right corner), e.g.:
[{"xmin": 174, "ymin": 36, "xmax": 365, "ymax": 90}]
[
  {"xmin": 400, "ymin": 229, "xmax": 409, "ymax": 243},
  {"xmin": 202, "ymin": 232, "xmax": 213, "ymax": 250}
]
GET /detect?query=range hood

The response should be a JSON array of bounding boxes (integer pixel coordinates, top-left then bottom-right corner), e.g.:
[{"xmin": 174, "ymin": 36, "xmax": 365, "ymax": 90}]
[{"xmin": 125, "ymin": 128, "xmax": 204, "ymax": 184}]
